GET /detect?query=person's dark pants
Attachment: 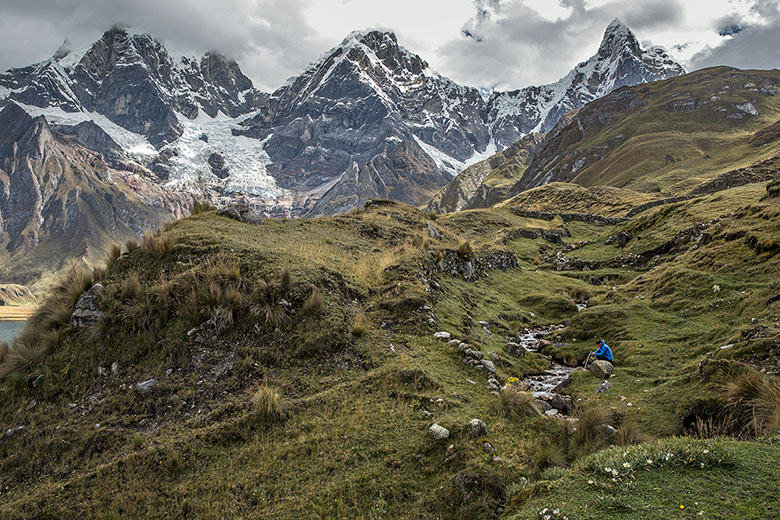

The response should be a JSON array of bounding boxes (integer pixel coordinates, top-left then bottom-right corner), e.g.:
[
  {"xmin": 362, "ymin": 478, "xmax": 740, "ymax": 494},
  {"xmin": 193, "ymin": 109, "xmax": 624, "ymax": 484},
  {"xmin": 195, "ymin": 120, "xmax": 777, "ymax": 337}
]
[{"xmin": 595, "ymin": 354, "xmax": 611, "ymax": 362}]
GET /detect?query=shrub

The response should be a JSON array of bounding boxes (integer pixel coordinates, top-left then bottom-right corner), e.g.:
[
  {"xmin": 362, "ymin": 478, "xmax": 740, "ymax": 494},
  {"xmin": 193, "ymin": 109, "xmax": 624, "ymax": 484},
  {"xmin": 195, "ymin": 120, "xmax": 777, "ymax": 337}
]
[
  {"xmin": 412, "ymin": 235, "xmax": 424, "ymax": 248},
  {"xmin": 351, "ymin": 313, "xmax": 368, "ymax": 337},
  {"xmin": 191, "ymin": 199, "xmax": 216, "ymax": 215},
  {"xmin": 617, "ymin": 420, "xmax": 643, "ymax": 446},
  {"xmin": 498, "ymin": 386, "xmax": 541, "ymax": 417},
  {"xmin": 125, "ymin": 238, "xmax": 140, "ymax": 253},
  {"xmin": 279, "ymin": 268, "xmax": 294, "ymax": 292},
  {"xmin": 530, "ymin": 442, "xmax": 566, "ymax": 476},
  {"xmin": 38, "ymin": 329, "xmax": 61, "ymax": 356},
  {"xmin": 204, "ymin": 280, "xmax": 223, "ymax": 308},
  {"xmin": 106, "ymin": 243, "xmax": 122, "ymax": 267},
  {"xmin": 570, "ymin": 405, "xmax": 613, "ymax": 456},
  {"xmin": 0, "ymin": 341, "xmax": 8, "ymax": 364},
  {"xmin": 302, "ymin": 287, "xmax": 325, "ymax": 316},
  {"xmin": 505, "ymin": 478, "xmax": 530, "ymax": 502},
  {"xmin": 0, "ymin": 334, "xmax": 42, "ymax": 378},
  {"xmin": 121, "ymin": 275, "xmax": 143, "ymax": 302},
  {"xmin": 725, "ymin": 371, "xmax": 780, "ymax": 437},
  {"xmin": 457, "ymin": 240, "xmax": 474, "ymax": 260},
  {"xmin": 141, "ymin": 229, "xmax": 173, "ymax": 259},
  {"xmin": 252, "ymin": 384, "xmax": 285, "ymax": 424}
]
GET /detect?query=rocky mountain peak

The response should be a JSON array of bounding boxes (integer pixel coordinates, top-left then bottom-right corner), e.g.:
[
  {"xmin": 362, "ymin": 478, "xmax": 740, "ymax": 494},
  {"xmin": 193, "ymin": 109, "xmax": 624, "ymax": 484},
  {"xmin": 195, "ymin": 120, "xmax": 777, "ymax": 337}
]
[{"xmin": 598, "ymin": 18, "xmax": 642, "ymax": 57}]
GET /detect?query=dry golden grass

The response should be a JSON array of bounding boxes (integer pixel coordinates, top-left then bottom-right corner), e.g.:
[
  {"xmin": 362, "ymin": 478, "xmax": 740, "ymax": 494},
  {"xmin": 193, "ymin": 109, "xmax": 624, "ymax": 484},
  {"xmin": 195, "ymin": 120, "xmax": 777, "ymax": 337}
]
[
  {"xmin": 353, "ymin": 250, "xmax": 399, "ymax": 286},
  {"xmin": 302, "ymin": 287, "xmax": 325, "ymax": 316},
  {"xmin": 351, "ymin": 313, "xmax": 369, "ymax": 337},
  {"xmin": 725, "ymin": 371, "xmax": 780, "ymax": 437},
  {"xmin": 141, "ymin": 229, "xmax": 173, "ymax": 259},
  {"xmin": 252, "ymin": 384, "xmax": 285, "ymax": 424},
  {"xmin": 498, "ymin": 386, "xmax": 541, "ymax": 417}
]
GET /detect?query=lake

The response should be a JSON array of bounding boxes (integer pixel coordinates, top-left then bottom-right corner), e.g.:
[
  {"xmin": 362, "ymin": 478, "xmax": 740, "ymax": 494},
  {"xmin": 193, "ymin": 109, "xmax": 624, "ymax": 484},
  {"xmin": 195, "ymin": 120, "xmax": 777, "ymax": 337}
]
[{"xmin": 0, "ymin": 321, "xmax": 25, "ymax": 343}]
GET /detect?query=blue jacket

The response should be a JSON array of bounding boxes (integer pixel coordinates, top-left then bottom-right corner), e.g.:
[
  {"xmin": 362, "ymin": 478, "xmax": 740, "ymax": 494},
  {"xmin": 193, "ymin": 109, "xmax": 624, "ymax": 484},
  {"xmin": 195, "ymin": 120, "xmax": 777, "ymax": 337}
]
[{"xmin": 594, "ymin": 340, "xmax": 613, "ymax": 362}]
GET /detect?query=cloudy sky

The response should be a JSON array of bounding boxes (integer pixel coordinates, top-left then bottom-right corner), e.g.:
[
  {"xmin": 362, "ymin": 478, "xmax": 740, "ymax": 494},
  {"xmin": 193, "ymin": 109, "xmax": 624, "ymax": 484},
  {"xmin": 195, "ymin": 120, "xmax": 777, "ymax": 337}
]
[{"xmin": 0, "ymin": 0, "xmax": 778, "ymax": 92}]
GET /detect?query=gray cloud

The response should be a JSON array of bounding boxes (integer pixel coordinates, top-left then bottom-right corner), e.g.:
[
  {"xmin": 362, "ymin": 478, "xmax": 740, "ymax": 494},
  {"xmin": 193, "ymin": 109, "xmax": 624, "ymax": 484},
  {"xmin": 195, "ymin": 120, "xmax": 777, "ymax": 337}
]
[
  {"xmin": 690, "ymin": 1, "xmax": 780, "ymax": 71},
  {"xmin": 438, "ymin": 0, "xmax": 687, "ymax": 90},
  {"xmin": 0, "ymin": 0, "xmax": 330, "ymax": 92},
  {"xmin": 0, "ymin": 0, "xmax": 778, "ymax": 94}
]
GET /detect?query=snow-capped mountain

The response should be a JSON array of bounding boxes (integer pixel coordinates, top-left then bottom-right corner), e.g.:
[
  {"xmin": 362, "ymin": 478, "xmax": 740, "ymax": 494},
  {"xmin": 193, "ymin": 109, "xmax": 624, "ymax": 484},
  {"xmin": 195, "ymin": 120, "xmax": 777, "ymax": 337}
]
[
  {"xmin": 0, "ymin": 26, "xmax": 267, "ymax": 146},
  {"xmin": 486, "ymin": 19, "xmax": 686, "ymax": 142},
  {"xmin": 0, "ymin": 21, "xmax": 686, "ymax": 228},
  {"xmin": 237, "ymin": 30, "xmax": 498, "ymax": 215}
]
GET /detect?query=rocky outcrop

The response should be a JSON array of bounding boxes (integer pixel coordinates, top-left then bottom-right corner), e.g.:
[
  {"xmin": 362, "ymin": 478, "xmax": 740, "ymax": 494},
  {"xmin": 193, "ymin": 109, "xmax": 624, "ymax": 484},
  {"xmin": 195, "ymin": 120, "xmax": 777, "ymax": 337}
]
[
  {"xmin": 511, "ymin": 208, "xmax": 628, "ymax": 225},
  {"xmin": 689, "ymin": 156, "xmax": 780, "ymax": 196},
  {"xmin": 70, "ymin": 284, "xmax": 105, "ymax": 329},
  {"xmin": 437, "ymin": 250, "xmax": 519, "ymax": 281},
  {"xmin": 216, "ymin": 205, "xmax": 263, "ymax": 224}
]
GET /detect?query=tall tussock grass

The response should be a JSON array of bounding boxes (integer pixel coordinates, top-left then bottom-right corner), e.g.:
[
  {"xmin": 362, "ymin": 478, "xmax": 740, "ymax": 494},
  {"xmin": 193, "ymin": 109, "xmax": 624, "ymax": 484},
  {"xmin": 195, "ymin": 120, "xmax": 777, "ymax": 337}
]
[
  {"xmin": 498, "ymin": 386, "xmax": 541, "ymax": 417},
  {"xmin": 252, "ymin": 384, "xmax": 286, "ymax": 424},
  {"xmin": 141, "ymin": 229, "xmax": 174, "ymax": 259},
  {"xmin": 724, "ymin": 371, "xmax": 780, "ymax": 437}
]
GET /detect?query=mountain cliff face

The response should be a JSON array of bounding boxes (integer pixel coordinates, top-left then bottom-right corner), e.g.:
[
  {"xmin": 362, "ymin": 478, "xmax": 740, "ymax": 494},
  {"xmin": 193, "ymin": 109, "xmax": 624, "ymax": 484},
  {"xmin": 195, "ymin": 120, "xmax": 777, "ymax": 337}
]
[{"xmin": 0, "ymin": 102, "xmax": 189, "ymax": 290}]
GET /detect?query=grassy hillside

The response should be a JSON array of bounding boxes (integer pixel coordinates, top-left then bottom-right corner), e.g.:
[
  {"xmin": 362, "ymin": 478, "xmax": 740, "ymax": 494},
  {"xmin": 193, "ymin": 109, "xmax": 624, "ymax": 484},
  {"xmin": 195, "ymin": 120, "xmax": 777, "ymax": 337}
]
[
  {"xmin": 514, "ymin": 67, "xmax": 780, "ymax": 196},
  {"xmin": 0, "ymin": 178, "xmax": 778, "ymax": 518}
]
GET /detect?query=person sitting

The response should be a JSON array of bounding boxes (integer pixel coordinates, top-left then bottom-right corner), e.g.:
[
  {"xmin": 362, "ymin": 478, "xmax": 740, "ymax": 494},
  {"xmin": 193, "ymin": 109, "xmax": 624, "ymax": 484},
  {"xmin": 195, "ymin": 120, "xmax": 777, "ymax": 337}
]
[{"xmin": 592, "ymin": 338, "xmax": 613, "ymax": 362}]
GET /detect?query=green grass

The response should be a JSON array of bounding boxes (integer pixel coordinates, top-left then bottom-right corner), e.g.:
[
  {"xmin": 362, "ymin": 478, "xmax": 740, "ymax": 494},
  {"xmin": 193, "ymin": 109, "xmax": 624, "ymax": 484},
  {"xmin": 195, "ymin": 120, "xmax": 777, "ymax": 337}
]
[
  {"xmin": 510, "ymin": 437, "xmax": 780, "ymax": 519},
  {"xmin": 0, "ymin": 180, "xmax": 778, "ymax": 518}
]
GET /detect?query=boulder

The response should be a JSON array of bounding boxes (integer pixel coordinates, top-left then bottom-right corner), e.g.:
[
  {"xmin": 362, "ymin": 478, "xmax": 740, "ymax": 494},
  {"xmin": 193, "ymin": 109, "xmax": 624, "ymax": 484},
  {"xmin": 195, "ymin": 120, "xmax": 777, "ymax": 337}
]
[
  {"xmin": 549, "ymin": 394, "xmax": 569, "ymax": 413},
  {"xmin": 428, "ymin": 423, "xmax": 450, "ymax": 440},
  {"xmin": 506, "ymin": 342, "xmax": 525, "ymax": 357},
  {"xmin": 468, "ymin": 418, "xmax": 488, "ymax": 437},
  {"xmin": 70, "ymin": 283, "xmax": 105, "ymax": 329},
  {"xmin": 589, "ymin": 360, "xmax": 614, "ymax": 379},
  {"xmin": 216, "ymin": 204, "xmax": 263, "ymax": 224},
  {"xmin": 616, "ymin": 232, "xmax": 632, "ymax": 248}
]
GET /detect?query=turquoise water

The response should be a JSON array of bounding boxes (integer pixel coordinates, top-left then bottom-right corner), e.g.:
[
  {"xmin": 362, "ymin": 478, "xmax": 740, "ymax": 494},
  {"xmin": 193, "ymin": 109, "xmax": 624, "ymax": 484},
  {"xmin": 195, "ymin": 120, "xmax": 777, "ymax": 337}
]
[{"xmin": 0, "ymin": 321, "xmax": 25, "ymax": 343}]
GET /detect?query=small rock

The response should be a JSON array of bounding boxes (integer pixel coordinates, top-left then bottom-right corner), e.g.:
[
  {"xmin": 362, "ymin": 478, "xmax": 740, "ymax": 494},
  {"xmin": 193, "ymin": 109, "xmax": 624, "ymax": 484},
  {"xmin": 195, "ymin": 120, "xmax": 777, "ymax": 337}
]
[
  {"xmin": 545, "ymin": 409, "xmax": 559, "ymax": 417},
  {"xmin": 482, "ymin": 440, "xmax": 495, "ymax": 453},
  {"xmin": 428, "ymin": 423, "xmax": 450, "ymax": 440},
  {"xmin": 435, "ymin": 398, "xmax": 446, "ymax": 408},
  {"xmin": 506, "ymin": 342, "xmax": 525, "ymax": 357},
  {"xmin": 427, "ymin": 222, "xmax": 442, "ymax": 240},
  {"xmin": 534, "ymin": 399, "xmax": 552, "ymax": 412},
  {"xmin": 457, "ymin": 342, "xmax": 468, "ymax": 352},
  {"xmin": 165, "ymin": 368, "xmax": 174, "ymax": 376},
  {"xmin": 712, "ymin": 284, "xmax": 721, "ymax": 293},
  {"xmin": 32, "ymin": 375, "xmax": 44, "ymax": 387},
  {"xmin": 110, "ymin": 362, "xmax": 120, "ymax": 375},
  {"xmin": 468, "ymin": 418, "xmax": 488, "ymax": 437},
  {"xmin": 596, "ymin": 381, "xmax": 612, "ymax": 393},
  {"xmin": 97, "ymin": 366, "xmax": 108, "ymax": 377},
  {"xmin": 480, "ymin": 360, "xmax": 496, "ymax": 373},
  {"xmin": 433, "ymin": 331, "xmax": 452, "ymax": 341},
  {"xmin": 588, "ymin": 276, "xmax": 603, "ymax": 286},
  {"xmin": 478, "ymin": 321, "xmax": 489, "ymax": 327},
  {"xmin": 447, "ymin": 339, "xmax": 461, "ymax": 348},
  {"xmin": 445, "ymin": 444, "xmax": 457, "ymax": 461},
  {"xmin": 26, "ymin": 399, "xmax": 37, "ymax": 410},
  {"xmin": 599, "ymin": 424, "xmax": 618, "ymax": 436},
  {"xmin": 134, "ymin": 378, "xmax": 159, "ymax": 396},
  {"xmin": 605, "ymin": 236, "xmax": 616, "ymax": 245}
]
